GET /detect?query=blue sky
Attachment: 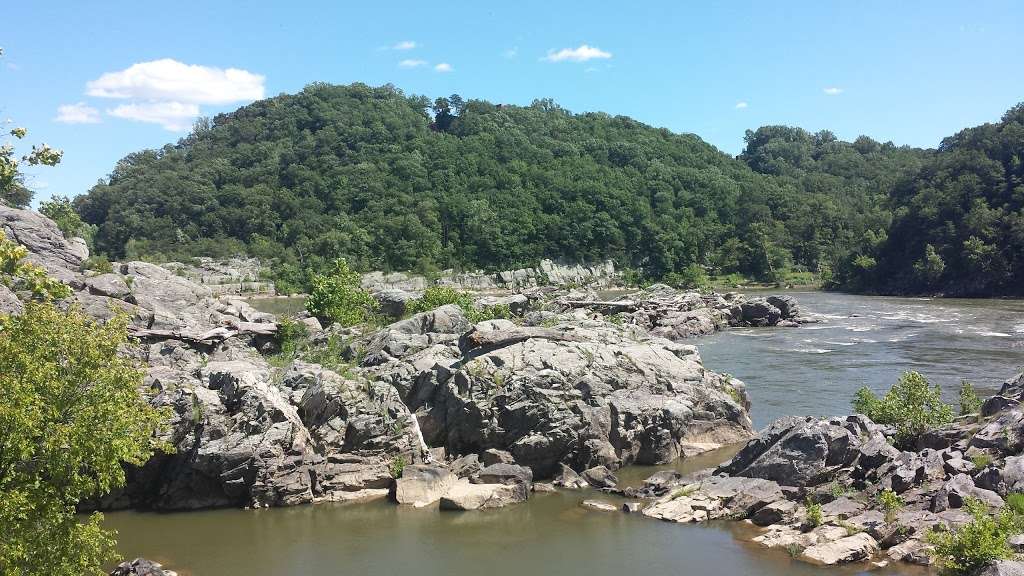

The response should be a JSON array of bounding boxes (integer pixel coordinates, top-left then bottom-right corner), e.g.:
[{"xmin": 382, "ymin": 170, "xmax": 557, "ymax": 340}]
[{"xmin": 4, "ymin": 0, "xmax": 1024, "ymax": 203}]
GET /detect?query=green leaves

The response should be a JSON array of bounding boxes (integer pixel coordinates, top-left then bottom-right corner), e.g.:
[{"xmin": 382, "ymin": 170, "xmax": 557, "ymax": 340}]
[
  {"xmin": 0, "ymin": 304, "xmax": 169, "ymax": 575},
  {"xmin": 0, "ymin": 231, "xmax": 72, "ymax": 300},
  {"xmin": 305, "ymin": 259, "xmax": 379, "ymax": 327},
  {"xmin": 852, "ymin": 371, "xmax": 954, "ymax": 446},
  {"xmin": 927, "ymin": 498, "xmax": 1023, "ymax": 575}
]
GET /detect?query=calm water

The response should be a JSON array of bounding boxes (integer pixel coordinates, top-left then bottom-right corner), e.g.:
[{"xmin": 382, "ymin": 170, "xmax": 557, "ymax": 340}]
[{"xmin": 105, "ymin": 291, "xmax": 1024, "ymax": 575}]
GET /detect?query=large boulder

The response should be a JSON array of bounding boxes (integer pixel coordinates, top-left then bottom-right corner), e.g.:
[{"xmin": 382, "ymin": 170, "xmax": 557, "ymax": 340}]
[
  {"xmin": 0, "ymin": 204, "xmax": 83, "ymax": 284},
  {"xmin": 976, "ymin": 562, "xmax": 1024, "ymax": 576},
  {"xmin": 740, "ymin": 299, "xmax": 782, "ymax": 327},
  {"xmin": 394, "ymin": 465, "xmax": 457, "ymax": 507},
  {"xmin": 439, "ymin": 478, "xmax": 527, "ymax": 510},
  {"xmin": 799, "ymin": 533, "xmax": 879, "ymax": 565},
  {"xmin": 109, "ymin": 558, "xmax": 172, "ymax": 576},
  {"xmin": 718, "ymin": 415, "xmax": 894, "ymax": 487}
]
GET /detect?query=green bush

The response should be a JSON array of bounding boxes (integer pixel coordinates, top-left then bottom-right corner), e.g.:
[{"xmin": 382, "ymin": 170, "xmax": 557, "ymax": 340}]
[
  {"xmin": 852, "ymin": 371, "xmax": 954, "ymax": 445},
  {"xmin": 805, "ymin": 498, "xmax": 823, "ymax": 527},
  {"xmin": 972, "ymin": 454, "xmax": 992, "ymax": 470},
  {"xmin": 663, "ymin": 263, "xmax": 710, "ymax": 290},
  {"xmin": 878, "ymin": 489, "xmax": 904, "ymax": 523},
  {"xmin": 305, "ymin": 259, "xmax": 379, "ymax": 327},
  {"xmin": 405, "ymin": 285, "xmax": 511, "ymax": 323},
  {"xmin": 959, "ymin": 380, "xmax": 983, "ymax": 416},
  {"xmin": 1006, "ymin": 493, "xmax": 1024, "ymax": 516},
  {"xmin": 81, "ymin": 255, "xmax": 114, "ymax": 274},
  {"xmin": 928, "ymin": 498, "xmax": 1022, "ymax": 575}
]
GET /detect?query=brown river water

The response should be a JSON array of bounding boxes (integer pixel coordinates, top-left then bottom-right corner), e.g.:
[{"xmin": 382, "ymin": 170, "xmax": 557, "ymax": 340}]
[{"xmin": 104, "ymin": 291, "xmax": 1024, "ymax": 575}]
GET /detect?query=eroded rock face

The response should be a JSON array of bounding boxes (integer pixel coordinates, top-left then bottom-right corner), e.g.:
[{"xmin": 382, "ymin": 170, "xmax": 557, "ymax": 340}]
[
  {"xmin": 109, "ymin": 558, "xmax": 173, "ymax": 576},
  {"xmin": 362, "ymin": 311, "xmax": 754, "ymax": 478}
]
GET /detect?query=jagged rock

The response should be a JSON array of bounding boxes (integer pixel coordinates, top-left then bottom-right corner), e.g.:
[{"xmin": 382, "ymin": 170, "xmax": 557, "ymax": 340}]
[
  {"xmin": 766, "ymin": 295, "xmax": 800, "ymax": 319},
  {"xmin": 885, "ymin": 539, "xmax": 934, "ymax": 565},
  {"xmin": 85, "ymin": 273, "xmax": 131, "ymax": 299},
  {"xmin": 553, "ymin": 463, "xmax": 588, "ymax": 489},
  {"xmin": 0, "ymin": 284, "xmax": 24, "ymax": 315},
  {"xmin": 622, "ymin": 502, "xmax": 643, "ymax": 513},
  {"xmin": 582, "ymin": 466, "xmax": 618, "ymax": 489},
  {"xmin": 0, "ymin": 204, "xmax": 83, "ymax": 284},
  {"xmin": 394, "ymin": 465, "xmax": 457, "ymax": 507},
  {"xmin": 481, "ymin": 448, "xmax": 516, "ymax": 466},
  {"xmin": 474, "ymin": 463, "xmax": 533, "ymax": 487},
  {"xmin": 582, "ymin": 499, "xmax": 619, "ymax": 512},
  {"xmin": 450, "ymin": 454, "xmax": 482, "ymax": 478},
  {"xmin": 750, "ymin": 499, "xmax": 799, "ymax": 526},
  {"xmin": 109, "ymin": 558, "xmax": 172, "ymax": 576},
  {"xmin": 976, "ymin": 561, "xmax": 1024, "ymax": 576},
  {"xmin": 718, "ymin": 415, "xmax": 891, "ymax": 487},
  {"xmin": 799, "ymin": 533, "xmax": 879, "ymax": 565},
  {"xmin": 932, "ymin": 473, "xmax": 1004, "ymax": 512},
  {"xmin": 740, "ymin": 299, "xmax": 782, "ymax": 327},
  {"xmin": 439, "ymin": 478, "xmax": 527, "ymax": 510},
  {"xmin": 373, "ymin": 288, "xmax": 419, "ymax": 318},
  {"xmin": 821, "ymin": 497, "xmax": 866, "ymax": 520},
  {"xmin": 476, "ymin": 294, "xmax": 529, "ymax": 316}
]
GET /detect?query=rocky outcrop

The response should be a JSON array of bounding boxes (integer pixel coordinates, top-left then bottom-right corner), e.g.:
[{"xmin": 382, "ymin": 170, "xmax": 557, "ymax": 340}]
[
  {"xmin": 109, "ymin": 558, "xmax": 175, "ymax": 576},
  {"xmin": 361, "ymin": 259, "xmax": 619, "ymax": 293},
  {"xmin": 394, "ymin": 465, "xmax": 457, "ymax": 507}
]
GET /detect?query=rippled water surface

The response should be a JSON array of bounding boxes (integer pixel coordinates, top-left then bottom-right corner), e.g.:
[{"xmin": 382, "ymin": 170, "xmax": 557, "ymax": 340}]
[
  {"xmin": 699, "ymin": 291, "xmax": 1024, "ymax": 428},
  {"xmin": 106, "ymin": 291, "xmax": 1024, "ymax": 575}
]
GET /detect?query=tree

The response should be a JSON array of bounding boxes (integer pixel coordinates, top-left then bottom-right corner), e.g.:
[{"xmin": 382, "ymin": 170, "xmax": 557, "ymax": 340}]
[
  {"xmin": 38, "ymin": 195, "xmax": 90, "ymax": 240},
  {"xmin": 852, "ymin": 371, "xmax": 953, "ymax": 446},
  {"xmin": 305, "ymin": 259, "xmax": 379, "ymax": 326},
  {"xmin": 0, "ymin": 304, "xmax": 168, "ymax": 575}
]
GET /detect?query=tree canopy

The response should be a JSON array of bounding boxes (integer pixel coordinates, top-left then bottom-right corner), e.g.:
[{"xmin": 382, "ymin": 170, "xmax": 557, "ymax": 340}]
[{"xmin": 72, "ymin": 82, "xmax": 1024, "ymax": 296}]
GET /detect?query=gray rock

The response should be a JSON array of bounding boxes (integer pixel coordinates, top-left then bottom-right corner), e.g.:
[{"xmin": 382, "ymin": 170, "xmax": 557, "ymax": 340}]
[
  {"xmin": 449, "ymin": 454, "xmax": 482, "ymax": 478},
  {"xmin": 474, "ymin": 463, "xmax": 533, "ymax": 487},
  {"xmin": 0, "ymin": 204, "xmax": 83, "ymax": 284},
  {"xmin": 394, "ymin": 465, "xmax": 457, "ymax": 507},
  {"xmin": 0, "ymin": 284, "xmax": 24, "ymax": 315},
  {"xmin": 582, "ymin": 466, "xmax": 618, "ymax": 489},
  {"xmin": 740, "ymin": 299, "xmax": 782, "ymax": 327},
  {"xmin": 439, "ymin": 478, "xmax": 527, "ymax": 510},
  {"xmin": 766, "ymin": 295, "xmax": 800, "ymax": 319},
  {"xmin": 109, "ymin": 558, "xmax": 170, "ymax": 576},
  {"xmin": 581, "ymin": 499, "xmax": 619, "ymax": 512},
  {"xmin": 750, "ymin": 499, "xmax": 799, "ymax": 526},
  {"xmin": 553, "ymin": 464, "xmax": 588, "ymax": 489},
  {"xmin": 85, "ymin": 273, "xmax": 131, "ymax": 299},
  {"xmin": 975, "ymin": 561, "xmax": 1024, "ymax": 576},
  {"xmin": 932, "ymin": 473, "xmax": 1005, "ymax": 512},
  {"xmin": 799, "ymin": 532, "xmax": 879, "ymax": 565},
  {"xmin": 481, "ymin": 448, "xmax": 516, "ymax": 467},
  {"xmin": 373, "ymin": 288, "xmax": 418, "ymax": 318}
]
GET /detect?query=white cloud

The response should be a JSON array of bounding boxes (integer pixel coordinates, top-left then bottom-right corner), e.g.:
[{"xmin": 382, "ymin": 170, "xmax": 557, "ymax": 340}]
[
  {"xmin": 735, "ymin": 101, "xmax": 749, "ymax": 109},
  {"xmin": 392, "ymin": 40, "xmax": 417, "ymax": 50},
  {"xmin": 54, "ymin": 102, "xmax": 102, "ymax": 124},
  {"xmin": 107, "ymin": 101, "xmax": 200, "ymax": 131},
  {"xmin": 399, "ymin": 59, "xmax": 427, "ymax": 68},
  {"xmin": 434, "ymin": 62, "xmax": 453, "ymax": 72},
  {"xmin": 86, "ymin": 59, "xmax": 265, "ymax": 105},
  {"xmin": 543, "ymin": 44, "xmax": 612, "ymax": 63},
  {"xmin": 823, "ymin": 87, "xmax": 843, "ymax": 95}
]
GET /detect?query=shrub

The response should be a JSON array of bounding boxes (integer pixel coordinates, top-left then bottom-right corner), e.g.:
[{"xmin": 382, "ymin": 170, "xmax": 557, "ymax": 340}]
[
  {"xmin": 305, "ymin": 259, "xmax": 379, "ymax": 326},
  {"xmin": 389, "ymin": 455, "xmax": 407, "ymax": 478},
  {"xmin": 38, "ymin": 195, "xmax": 91, "ymax": 240},
  {"xmin": 664, "ymin": 263, "xmax": 709, "ymax": 290},
  {"xmin": 405, "ymin": 285, "xmax": 511, "ymax": 323},
  {"xmin": 927, "ymin": 498, "xmax": 1022, "ymax": 575},
  {"xmin": 1006, "ymin": 493, "xmax": 1024, "ymax": 516},
  {"xmin": 805, "ymin": 498, "xmax": 823, "ymax": 527},
  {"xmin": 852, "ymin": 371, "xmax": 954, "ymax": 445},
  {"xmin": 959, "ymin": 380, "xmax": 983, "ymax": 416},
  {"xmin": 1, "ymin": 231, "xmax": 71, "ymax": 300},
  {"xmin": 878, "ymin": 489, "xmax": 904, "ymax": 523},
  {"xmin": 972, "ymin": 454, "xmax": 992, "ymax": 470},
  {"xmin": 82, "ymin": 255, "xmax": 114, "ymax": 274}
]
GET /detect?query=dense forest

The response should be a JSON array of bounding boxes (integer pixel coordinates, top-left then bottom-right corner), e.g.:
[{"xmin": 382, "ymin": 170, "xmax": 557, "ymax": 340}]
[{"xmin": 67, "ymin": 82, "xmax": 1023, "ymax": 296}]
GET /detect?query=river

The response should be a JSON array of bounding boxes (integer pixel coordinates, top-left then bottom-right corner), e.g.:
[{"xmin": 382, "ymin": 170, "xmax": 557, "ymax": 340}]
[{"xmin": 105, "ymin": 291, "xmax": 1024, "ymax": 575}]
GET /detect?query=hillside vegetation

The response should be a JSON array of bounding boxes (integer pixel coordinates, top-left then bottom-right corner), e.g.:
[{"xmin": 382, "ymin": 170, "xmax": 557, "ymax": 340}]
[{"xmin": 70, "ymin": 83, "xmax": 1023, "ymax": 296}]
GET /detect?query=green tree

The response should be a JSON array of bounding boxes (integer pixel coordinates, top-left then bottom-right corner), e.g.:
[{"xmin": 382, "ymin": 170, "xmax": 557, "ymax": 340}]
[
  {"xmin": 38, "ymin": 195, "xmax": 91, "ymax": 240},
  {"xmin": 852, "ymin": 371, "xmax": 954, "ymax": 445},
  {"xmin": 305, "ymin": 259, "xmax": 379, "ymax": 326},
  {"xmin": 0, "ymin": 304, "xmax": 168, "ymax": 575}
]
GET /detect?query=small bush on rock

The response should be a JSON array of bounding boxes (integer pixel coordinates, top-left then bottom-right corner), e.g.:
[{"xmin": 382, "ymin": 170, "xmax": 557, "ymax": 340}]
[
  {"xmin": 927, "ymin": 498, "xmax": 1022, "ymax": 575},
  {"xmin": 406, "ymin": 285, "xmax": 511, "ymax": 323},
  {"xmin": 959, "ymin": 380, "xmax": 982, "ymax": 416},
  {"xmin": 878, "ymin": 489, "xmax": 904, "ymax": 523},
  {"xmin": 306, "ymin": 259, "xmax": 379, "ymax": 327},
  {"xmin": 805, "ymin": 498, "xmax": 823, "ymax": 527},
  {"xmin": 852, "ymin": 371, "xmax": 953, "ymax": 446}
]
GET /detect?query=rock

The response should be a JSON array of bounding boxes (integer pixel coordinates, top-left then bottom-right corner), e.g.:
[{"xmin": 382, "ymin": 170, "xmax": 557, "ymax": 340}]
[
  {"xmin": 886, "ymin": 539, "xmax": 934, "ymax": 565},
  {"xmin": 719, "ymin": 415, "xmax": 891, "ymax": 487},
  {"xmin": 976, "ymin": 561, "xmax": 1024, "ymax": 576},
  {"xmin": 449, "ymin": 454, "xmax": 482, "ymax": 478},
  {"xmin": 553, "ymin": 464, "xmax": 588, "ymax": 489},
  {"xmin": 582, "ymin": 466, "xmax": 618, "ymax": 489},
  {"xmin": 622, "ymin": 502, "xmax": 643, "ymax": 513},
  {"xmin": 109, "ymin": 558, "xmax": 173, "ymax": 576},
  {"xmin": 85, "ymin": 272, "xmax": 131, "ymax": 299},
  {"xmin": 300, "ymin": 316, "xmax": 322, "ymax": 333},
  {"xmin": 1009, "ymin": 534, "xmax": 1024, "ymax": 553},
  {"xmin": 932, "ymin": 473, "xmax": 1005, "ymax": 512},
  {"xmin": 476, "ymin": 294, "xmax": 529, "ymax": 316},
  {"xmin": 532, "ymin": 482, "xmax": 556, "ymax": 493},
  {"xmin": 0, "ymin": 284, "xmax": 24, "ymax": 315},
  {"xmin": 373, "ymin": 288, "xmax": 419, "ymax": 318},
  {"xmin": 439, "ymin": 478, "xmax": 527, "ymax": 510},
  {"xmin": 394, "ymin": 465, "xmax": 457, "ymax": 507},
  {"xmin": 474, "ymin": 463, "xmax": 533, "ymax": 487},
  {"xmin": 0, "ymin": 204, "xmax": 84, "ymax": 284},
  {"xmin": 582, "ymin": 499, "xmax": 619, "ymax": 512},
  {"xmin": 821, "ymin": 496, "xmax": 866, "ymax": 520},
  {"xmin": 766, "ymin": 295, "xmax": 800, "ymax": 319},
  {"xmin": 481, "ymin": 448, "xmax": 516, "ymax": 467},
  {"xmin": 740, "ymin": 299, "xmax": 782, "ymax": 327},
  {"xmin": 750, "ymin": 500, "xmax": 799, "ymax": 526},
  {"xmin": 799, "ymin": 532, "xmax": 879, "ymax": 565}
]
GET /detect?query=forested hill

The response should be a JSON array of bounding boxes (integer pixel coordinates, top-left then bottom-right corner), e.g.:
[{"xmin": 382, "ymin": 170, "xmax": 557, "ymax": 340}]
[{"xmin": 73, "ymin": 82, "xmax": 1022, "ymax": 295}]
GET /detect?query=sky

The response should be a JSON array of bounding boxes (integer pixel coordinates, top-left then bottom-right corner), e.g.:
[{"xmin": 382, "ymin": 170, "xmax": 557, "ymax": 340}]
[{"xmin": 3, "ymin": 0, "xmax": 1024, "ymax": 204}]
